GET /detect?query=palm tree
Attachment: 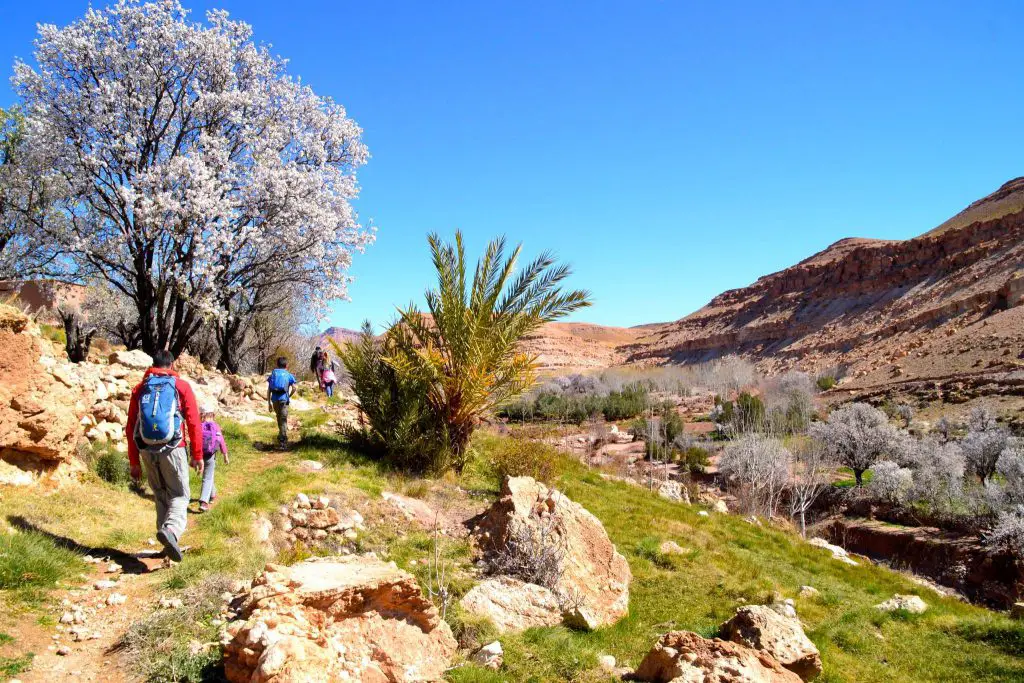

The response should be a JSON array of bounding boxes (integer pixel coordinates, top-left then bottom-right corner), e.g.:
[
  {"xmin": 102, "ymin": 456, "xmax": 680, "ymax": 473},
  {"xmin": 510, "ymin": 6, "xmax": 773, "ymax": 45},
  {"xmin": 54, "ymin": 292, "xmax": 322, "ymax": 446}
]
[{"xmin": 389, "ymin": 232, "xmax": 590, "ymax": 471}]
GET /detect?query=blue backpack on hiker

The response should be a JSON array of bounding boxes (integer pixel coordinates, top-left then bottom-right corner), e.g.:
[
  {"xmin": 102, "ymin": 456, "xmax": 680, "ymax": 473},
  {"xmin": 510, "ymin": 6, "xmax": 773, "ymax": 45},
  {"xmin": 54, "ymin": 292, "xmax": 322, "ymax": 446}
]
[
  {"xmin": 135, "ymin": 375, "xmax": 182, "ymax": 447},
  {"xmin": 268, "ymin": 369, "xmax": 291, "ymax": 401}
]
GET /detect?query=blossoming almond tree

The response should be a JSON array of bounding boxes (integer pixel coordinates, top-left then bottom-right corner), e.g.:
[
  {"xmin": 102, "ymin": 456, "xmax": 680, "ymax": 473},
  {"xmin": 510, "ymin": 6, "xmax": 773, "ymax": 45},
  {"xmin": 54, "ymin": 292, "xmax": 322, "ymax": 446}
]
[{"xmin": 11, "ymin": 1, "xmax": 373, "ymax": 355}]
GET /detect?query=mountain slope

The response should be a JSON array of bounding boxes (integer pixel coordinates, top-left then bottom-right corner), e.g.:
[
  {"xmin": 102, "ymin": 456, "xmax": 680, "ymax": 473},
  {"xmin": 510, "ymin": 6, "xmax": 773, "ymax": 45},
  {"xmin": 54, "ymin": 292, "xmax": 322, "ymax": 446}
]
[{"xmin": 622, "ymin": 178, "xmax": 1024, "ymax": 395}]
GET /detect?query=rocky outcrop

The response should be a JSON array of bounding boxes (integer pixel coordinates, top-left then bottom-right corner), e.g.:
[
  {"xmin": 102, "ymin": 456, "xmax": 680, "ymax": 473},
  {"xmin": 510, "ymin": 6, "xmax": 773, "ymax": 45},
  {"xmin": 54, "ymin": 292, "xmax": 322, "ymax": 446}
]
[
  {"xmin": 634, "ymin": 630, "xmax": 802, "ymax": 683},
  {"xmin": 222, "ymin": 556, "xmax": 457, "ymax": 682},
  {"xmin": 620, "ymin": 179, "xmax": 1024, "ymax": 398},
  {"xmin": 0, "ymin": 305, "xmax": 85, "ymax": 486},
  {"xmin": 474, "ymin": 476, "xmax": 631, "ymax": 630},
  {"xmin": 459, "ymin": 576, "xmax": 562, "ymax": 633},
  {"xmin": 721, "ymin": 605, "xmax": 822, "ymax": 680},
  {"xmin": 823, "ymin": 518, "xmax": 1024, "ymax": 608}
]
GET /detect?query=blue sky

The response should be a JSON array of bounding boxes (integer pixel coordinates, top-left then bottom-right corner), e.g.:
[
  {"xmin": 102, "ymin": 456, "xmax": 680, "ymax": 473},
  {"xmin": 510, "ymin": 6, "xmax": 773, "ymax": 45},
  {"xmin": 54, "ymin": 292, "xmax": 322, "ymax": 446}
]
[{"xmin": 2, "ymin": 1, "xmax": 1022, "ymax": 331}]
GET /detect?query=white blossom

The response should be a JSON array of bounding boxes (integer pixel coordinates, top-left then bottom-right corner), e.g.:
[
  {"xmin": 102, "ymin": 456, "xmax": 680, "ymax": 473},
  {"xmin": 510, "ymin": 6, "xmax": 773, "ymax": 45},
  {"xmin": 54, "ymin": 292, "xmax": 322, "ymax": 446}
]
[{"xmin": 11, "ymin": 1, "xmax": 373, "ymax": 353}]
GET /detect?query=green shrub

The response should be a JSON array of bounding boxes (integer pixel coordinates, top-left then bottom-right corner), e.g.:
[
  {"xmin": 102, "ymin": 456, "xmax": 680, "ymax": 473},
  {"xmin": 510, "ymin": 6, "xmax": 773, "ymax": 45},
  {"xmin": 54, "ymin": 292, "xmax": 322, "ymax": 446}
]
[
  {"xmin": 499, "ymin": 383, "xmax": 651, "ymax": 424},
  {"xmin": 486, "ymin": 437, "xmax": 561, "ymax": 485},
  {"xmin": 817, "ymin": 375, "xmax": 837, "ymax": 391},
  {"xmin": 335, "ymin": 323, "xmax": 449, "ymax": 473},
  {"xmin": 93, "ymin": 449, "xmax": 131, "ymax": 486},
  {"xmin": 680, "ymin": 445, "xmax": 711, "ymax": 473},
  {"xmin": 0, "ymin": 531, "xmax": 84, "ymax": 592}
]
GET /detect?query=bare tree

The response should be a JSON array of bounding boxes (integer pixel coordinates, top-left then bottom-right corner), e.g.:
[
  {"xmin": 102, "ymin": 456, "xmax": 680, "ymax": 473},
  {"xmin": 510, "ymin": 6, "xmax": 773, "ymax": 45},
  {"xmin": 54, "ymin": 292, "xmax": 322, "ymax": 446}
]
[
  {"xmin": 962, "ymin": 420, "xmax": 1009, "ymax": 484},
  {"xmin": 788, "ymin": 441, "xmax": 836, "ymax": 537},
  {"xmin": 720, "ymin": 434, "xmax": 791, "ymax": 517}
]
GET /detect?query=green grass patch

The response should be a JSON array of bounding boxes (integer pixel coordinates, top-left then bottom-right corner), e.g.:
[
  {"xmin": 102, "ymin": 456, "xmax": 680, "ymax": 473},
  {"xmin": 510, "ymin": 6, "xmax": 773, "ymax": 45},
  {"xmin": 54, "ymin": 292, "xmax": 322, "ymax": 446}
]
[
  {"xmin": 0, "ymin": 531, "xmax": 85, "ymax": 603},
  {"xmin": 0, "ymin": 652, "xmax": 33, "ymax": 678}
]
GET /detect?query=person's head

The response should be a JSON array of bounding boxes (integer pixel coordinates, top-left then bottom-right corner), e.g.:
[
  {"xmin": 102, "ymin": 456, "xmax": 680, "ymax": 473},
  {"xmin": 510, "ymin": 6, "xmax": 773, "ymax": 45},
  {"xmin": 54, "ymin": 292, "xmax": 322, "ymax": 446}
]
[
  {"xmin": 276, "ymin": 357, "xmax": 288, "ymax": 369},
  {"xmin": 314, "ymin": 346, "xmax": 321, "ymax": 352},
  {"xmin": 152, "ymin": 349, "xmax": 174, "ymax": 369},
  {"xmin": 201, "ymin": 404, "xmax": 216, "ymax": 420}
]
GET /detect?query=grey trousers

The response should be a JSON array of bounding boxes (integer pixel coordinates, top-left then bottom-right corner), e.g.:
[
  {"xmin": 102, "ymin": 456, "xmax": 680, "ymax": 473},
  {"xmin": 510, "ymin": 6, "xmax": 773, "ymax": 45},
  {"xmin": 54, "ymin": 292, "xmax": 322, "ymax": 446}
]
[
  {"xmin": 272, "ymin": 400, "xmax": 289, "ymax": 443},
  {"xmin": 140, "ymin": 445, "xmax": 190, "ymax": 540}
]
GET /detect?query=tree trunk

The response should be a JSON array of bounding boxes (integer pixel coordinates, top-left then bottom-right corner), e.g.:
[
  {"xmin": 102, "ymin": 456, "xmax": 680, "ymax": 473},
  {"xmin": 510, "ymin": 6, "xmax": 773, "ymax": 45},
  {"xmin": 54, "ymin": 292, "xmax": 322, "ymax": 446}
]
[
  {"xmin": 800, "ymin": 508, "xmax": 807, "ymax": 538},
  {"xmin": 854, "ymin": 468, "xmax": 865, "ymax": 487},
  {"xmin": 59, "ymin": 309, "xmax": 96, "ymax": 363}
]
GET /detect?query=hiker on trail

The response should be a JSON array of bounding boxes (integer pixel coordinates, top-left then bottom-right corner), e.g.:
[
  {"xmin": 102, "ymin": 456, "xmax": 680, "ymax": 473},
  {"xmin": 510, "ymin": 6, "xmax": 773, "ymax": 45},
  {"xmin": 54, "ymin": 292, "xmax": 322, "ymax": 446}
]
[
  {"xmin": 310, "ymin": 346, "xmax": 325, "ymax": 389},
  {"xmin": 322, "ymin": 364, "xmax": 337, "ymax": 398},
  {"xmin": 268, "ymin": 357, "xmax": 297, "ymax": 446},
  {"xmin": 127, "ymin": 350, "xmax": 203, "ymax": 562},
  {"xmin": 198, "ymin": 406, "xmax": 229, "ymax": 512}
]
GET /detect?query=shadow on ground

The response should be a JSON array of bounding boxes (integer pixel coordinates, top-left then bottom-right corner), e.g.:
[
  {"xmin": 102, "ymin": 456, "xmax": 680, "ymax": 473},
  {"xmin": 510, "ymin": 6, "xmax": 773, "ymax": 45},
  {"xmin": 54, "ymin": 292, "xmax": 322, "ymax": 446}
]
[{"xmin": 7, "ymin": 515, "xmax": 155, "ymax": 574}]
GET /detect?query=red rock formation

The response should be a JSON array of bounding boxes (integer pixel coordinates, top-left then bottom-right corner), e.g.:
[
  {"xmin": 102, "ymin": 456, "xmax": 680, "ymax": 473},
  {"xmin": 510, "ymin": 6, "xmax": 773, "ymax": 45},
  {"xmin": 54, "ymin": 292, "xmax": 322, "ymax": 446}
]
[{"xmin": 621, "ymin": 178, "xmax": 1024, "ymax": 395}]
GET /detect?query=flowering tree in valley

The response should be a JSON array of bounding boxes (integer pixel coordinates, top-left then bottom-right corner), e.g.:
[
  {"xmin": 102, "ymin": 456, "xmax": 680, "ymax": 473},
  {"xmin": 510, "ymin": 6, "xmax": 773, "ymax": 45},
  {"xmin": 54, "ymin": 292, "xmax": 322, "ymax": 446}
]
[{"xmin": 11, "ymin": 1, "xmax": 372, "ymax": 355}]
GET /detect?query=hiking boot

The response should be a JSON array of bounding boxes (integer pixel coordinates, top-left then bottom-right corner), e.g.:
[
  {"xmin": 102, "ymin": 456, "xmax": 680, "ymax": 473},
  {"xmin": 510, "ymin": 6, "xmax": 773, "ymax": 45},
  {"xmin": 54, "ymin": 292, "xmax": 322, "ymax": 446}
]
[
  {"xmin": 156, "ymin": 528, "xmax": 183, "ymax": 562},
  {"xmin": 199, "ymin": 501, "xmax": 211, "ymax": 512}
]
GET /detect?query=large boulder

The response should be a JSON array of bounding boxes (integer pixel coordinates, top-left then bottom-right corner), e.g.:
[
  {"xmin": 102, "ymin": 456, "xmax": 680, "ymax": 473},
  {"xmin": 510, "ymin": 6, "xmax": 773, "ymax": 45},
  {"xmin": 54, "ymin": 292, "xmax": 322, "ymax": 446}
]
[
  {"xmin": 0, "ymin": 304, "xmax": 85, "ymax": 486},
  {"xmin": 459, "ymin": 576, "xmax": 562, "ymax": 633},
  {"xmin": 222, "ymin": 556, "xmax": 457, "ymax": 682},
  {"xmin": 634, "ymin": 631, "xmax": 803, "ymax": 683},
  {"xmin": 475, "ymin": 476, "xmax": 631, "ymax": 630},
  {"xmin": 108, "ymin": 349, "xmax": 153, "ymax": 370},
  {"xmin": 721, "ymin": 605, "xmax": 822, "ymax": 680}
]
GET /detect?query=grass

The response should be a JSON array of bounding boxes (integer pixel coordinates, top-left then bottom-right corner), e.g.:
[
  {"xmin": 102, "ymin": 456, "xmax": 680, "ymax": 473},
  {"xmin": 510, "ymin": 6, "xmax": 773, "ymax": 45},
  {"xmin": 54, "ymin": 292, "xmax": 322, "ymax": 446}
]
[
  {"xmin": 0, "ymin": 530, "xmax": 86, "ymax": 604},
  {"xmin": 3, "ymin": 406, "xmax": 1024, "ymax": 682}
]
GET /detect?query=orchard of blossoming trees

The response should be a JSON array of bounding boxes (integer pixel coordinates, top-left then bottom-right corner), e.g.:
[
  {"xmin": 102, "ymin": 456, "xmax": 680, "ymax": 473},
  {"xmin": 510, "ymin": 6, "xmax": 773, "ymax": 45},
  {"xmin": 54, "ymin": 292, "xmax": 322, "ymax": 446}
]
[{"xmin": 0, "ymin": 1, "xmax": 373, "ymax": 368}]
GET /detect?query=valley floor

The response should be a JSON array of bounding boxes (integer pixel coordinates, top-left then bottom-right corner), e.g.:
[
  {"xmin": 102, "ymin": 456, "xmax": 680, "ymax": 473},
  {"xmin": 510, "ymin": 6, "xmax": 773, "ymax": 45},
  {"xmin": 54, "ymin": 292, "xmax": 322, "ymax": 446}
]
[{"xmin": 2, "ymin": 407, "xmax": 1023, "ymax": 682}]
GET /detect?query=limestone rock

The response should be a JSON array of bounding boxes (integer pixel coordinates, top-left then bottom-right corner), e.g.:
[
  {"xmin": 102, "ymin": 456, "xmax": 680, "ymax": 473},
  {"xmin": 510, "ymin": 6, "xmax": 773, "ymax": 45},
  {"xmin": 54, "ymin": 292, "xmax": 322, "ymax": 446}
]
[
  {"xmin": 657, "ymin": 479, "xmax": 689, "ymax": 503},
  {"xmin": 722, "ymin": 605, "xmax": 822, "ymax": 680},
  {"xmin": 875, "ymin": 594, "xmax": 927, "ymax": 614},
  {"xmin": 459, "ymin": 576, "xmax": 562, "ymax": 633},
  {"xmin": 109, "ymin": 349, "xmax": 153, "ymax": 370},
  {"xmin": 382, "ymin": 491, "xmax": 440, "ymax": 529},
  {"xmin": 634, "ymin": 630, "xmax": 802, "ymax": 683},
  {"xmin": 808, "ymin": 537, "xmax": 858, "ymax": 566},
  {"xmin": 471, "ymin": 641, "xmax": 503, "ymax": 670},
  {"xmin": 475, "ymin": 476, "xmax": 631, "ymax": 630},
  {"xmin": 659, "ymin": 540, "xmax": 688, "ymax": 555},
  {"xmin": 223, "ymin": 556, "xmax": 457, "ymax": 682},
  {"xmin": 714, "ymin": 499, "xmax": 729, "ymax": 514},
  {"xmin": 798, "ymin": 586, "xmax": 819, "ymax": 598}
]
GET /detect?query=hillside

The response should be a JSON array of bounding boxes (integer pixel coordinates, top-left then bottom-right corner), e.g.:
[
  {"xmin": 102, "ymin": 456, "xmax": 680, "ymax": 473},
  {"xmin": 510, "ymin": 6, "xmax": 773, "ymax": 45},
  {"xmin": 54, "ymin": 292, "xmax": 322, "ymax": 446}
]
[
  {"xmin": 520, "ymin": 322, "xmax": 645, "ymax": 372},
  {"xmin": 619, "ymin": 178, "xmax": 1024, "ymax": 400}
]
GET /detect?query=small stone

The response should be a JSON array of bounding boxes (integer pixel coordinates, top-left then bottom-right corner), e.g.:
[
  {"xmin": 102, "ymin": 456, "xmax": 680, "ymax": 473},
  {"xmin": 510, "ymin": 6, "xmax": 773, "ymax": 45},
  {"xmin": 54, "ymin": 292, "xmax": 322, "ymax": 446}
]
[
  {"xmin": 147, "ymin": 538, "xmax": 156, "ymax": 546},
  {"xmin": 220, "ymin": 591, "xmax": 234, "ymax": 602},
  {"xmin": 698, "ymin": 510, "xmax": 710, "ymax": 518},
  {"xmin": 295, "ymin": 493, "xmax": 311, "ymax": 509},
  {"xmin": 106, "ymin": 593, "xmax": 127, "ymax": 606},
  {"xmin": 57, "ymin": 645, "xmax": 71, "ymax": 656},
  {"xmin": 105, "ymin": 562, "xmax": 122, "ymax": 574},
  {"xmin": 598, "ymin": 654, "xmax": 617, "ymax": 672},
  {"xmin": 875, "ymin": 594, "xmax": 927, "ymax": 614},
  {"xmin": 798, "ymin": 586, "xmax": 819, "ymax": 598},
  {"xmin": 471, "ymin": 641, "xmax": 503, "ymax": 670},
  {"xmin": 159, "ymin": 597, "xmax": 184, "ymax": 609},
  {"xmin": 93, "ymin": 579, "xmax": 117, "ymax": 590}
]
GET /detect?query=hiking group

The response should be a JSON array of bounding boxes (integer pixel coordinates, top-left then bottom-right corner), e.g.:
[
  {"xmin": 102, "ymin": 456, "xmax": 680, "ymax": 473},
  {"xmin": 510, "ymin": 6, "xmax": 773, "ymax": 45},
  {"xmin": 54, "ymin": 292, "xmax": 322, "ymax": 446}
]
[
  {"xmin": 126, "ymin": 351, "xmax": 296, "ymax": 562},
  {"xmin": 310, "ymin": 346, "xmax": 338, "ymax": 397}
]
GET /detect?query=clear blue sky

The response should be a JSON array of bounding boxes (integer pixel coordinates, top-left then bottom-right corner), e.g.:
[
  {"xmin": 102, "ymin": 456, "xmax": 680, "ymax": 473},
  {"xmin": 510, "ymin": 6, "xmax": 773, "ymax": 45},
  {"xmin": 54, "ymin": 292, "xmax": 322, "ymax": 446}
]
[{"xmin": 2, "ymin": 1, "xmax": 1022, "ymax": 331}]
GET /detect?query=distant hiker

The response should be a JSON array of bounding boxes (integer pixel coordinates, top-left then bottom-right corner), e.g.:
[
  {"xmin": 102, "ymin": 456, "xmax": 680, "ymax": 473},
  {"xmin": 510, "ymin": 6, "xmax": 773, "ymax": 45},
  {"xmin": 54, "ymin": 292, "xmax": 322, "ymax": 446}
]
[
  {"xmin": 198, "ymin": 406, "xmax": 229, "ymax": 512},
  {"xmin": 322, "ymin": 365, "xmax": 337, "ymax": 398},
  {"xmin": 268, "ymin": 357, "xmax": 297, "ymax": 446},
  {"xmin": 310, "ymin": 346, "xmax": 325, "ymax": 388},
  {"xmin": 127, "ymin": 350, "xmax": 203, "ymax": 562}
]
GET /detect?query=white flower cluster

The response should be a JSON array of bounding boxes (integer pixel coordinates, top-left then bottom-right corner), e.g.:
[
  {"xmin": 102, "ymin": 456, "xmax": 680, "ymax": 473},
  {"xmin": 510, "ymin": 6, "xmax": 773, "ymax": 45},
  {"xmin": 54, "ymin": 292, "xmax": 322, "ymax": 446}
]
[{"xmin": 11, "ymin": 0, "xmax": 373, "ymax": 340}]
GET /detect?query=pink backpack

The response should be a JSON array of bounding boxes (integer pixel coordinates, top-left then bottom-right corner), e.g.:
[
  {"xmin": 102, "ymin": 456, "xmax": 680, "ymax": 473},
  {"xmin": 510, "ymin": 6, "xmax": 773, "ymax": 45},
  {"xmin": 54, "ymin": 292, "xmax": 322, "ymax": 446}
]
[{"xmin": 322, "ymin": 369, "xmax": 337, "ymax": 384}]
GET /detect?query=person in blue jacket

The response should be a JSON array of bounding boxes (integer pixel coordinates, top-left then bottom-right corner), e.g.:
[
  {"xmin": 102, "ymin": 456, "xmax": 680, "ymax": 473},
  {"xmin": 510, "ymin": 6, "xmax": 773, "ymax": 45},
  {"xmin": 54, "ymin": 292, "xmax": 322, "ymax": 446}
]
[{"xmin": 267, "ymin": 357, "xmax": 297, "ymax": 446}]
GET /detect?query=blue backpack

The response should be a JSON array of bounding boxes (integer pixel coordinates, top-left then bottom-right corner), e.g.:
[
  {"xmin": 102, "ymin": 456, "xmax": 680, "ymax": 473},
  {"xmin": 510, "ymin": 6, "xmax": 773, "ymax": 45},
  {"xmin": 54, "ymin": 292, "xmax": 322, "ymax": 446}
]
[
  {"xmin": 268, "ymin": 369, "xmax": 291, "ymax": 401},
  {"xmin": 135, "ymin": 375, "xmax": 182, "ymax": 447}
]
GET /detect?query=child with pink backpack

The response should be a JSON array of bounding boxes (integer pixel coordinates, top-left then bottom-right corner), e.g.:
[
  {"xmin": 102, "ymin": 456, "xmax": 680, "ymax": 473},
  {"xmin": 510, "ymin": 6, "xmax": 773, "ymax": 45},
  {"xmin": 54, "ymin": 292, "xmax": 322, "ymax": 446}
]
[{"xmin": 199, "ymin": 406, "xmax": 229, "ymax": 512}]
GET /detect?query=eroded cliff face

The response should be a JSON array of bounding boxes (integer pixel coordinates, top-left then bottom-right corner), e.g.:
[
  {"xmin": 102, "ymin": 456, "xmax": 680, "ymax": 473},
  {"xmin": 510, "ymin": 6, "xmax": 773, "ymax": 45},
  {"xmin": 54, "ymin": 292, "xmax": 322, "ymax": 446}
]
[{"xmin": 622, "ymin": 179, "xmax": 1024, "ymax": 394}]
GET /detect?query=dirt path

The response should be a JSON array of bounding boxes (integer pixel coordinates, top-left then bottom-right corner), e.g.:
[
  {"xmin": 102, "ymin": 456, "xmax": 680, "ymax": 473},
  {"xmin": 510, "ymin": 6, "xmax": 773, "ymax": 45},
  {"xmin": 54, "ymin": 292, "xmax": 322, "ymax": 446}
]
[{"xmin": 2, "ymin": 421, "xmax": 297, "ymax": 682}]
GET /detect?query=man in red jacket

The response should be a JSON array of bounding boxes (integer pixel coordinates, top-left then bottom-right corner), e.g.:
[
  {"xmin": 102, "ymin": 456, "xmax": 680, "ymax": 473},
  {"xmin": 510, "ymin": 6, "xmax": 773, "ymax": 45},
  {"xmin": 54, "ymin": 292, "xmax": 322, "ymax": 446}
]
[{"xmin": 127, "ymin": 349, "xmax": 204, "ymax": 562}]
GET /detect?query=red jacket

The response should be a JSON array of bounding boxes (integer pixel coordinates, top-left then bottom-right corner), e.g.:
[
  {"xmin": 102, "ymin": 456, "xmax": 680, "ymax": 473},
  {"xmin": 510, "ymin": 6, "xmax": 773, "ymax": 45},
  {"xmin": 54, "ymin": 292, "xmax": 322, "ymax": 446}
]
[{"xmin": 127, "ymin": 367, "xmax": 203, "ymax": 468}]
